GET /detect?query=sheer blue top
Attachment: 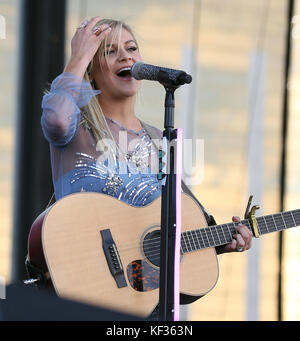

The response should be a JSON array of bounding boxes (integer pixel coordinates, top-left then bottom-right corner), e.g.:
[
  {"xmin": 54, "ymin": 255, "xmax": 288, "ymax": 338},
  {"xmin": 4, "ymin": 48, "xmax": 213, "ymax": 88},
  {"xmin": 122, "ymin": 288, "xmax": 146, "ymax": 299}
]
[{"xmin": 41, "ymin": 72, "xmax": 162, "ymax": 206}]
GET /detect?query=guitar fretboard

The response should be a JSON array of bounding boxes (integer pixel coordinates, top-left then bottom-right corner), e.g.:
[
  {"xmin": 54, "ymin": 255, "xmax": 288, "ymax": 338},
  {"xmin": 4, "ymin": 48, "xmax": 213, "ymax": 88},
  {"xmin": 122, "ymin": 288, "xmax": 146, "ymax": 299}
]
[{"xmin": 181, "ymin": 209, "xmax": 300, "ymax": 254}]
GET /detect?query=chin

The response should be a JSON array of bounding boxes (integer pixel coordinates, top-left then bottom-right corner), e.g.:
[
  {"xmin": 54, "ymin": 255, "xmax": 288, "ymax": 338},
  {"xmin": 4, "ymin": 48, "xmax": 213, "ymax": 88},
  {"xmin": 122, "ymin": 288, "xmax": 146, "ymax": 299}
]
[
  {"xmin": 117, "ymin": 84, "xmax": 141, "ymax": 98},
  {"xmin": 118, "ymin": 90, "xmax": 138, "ymax": 99}
]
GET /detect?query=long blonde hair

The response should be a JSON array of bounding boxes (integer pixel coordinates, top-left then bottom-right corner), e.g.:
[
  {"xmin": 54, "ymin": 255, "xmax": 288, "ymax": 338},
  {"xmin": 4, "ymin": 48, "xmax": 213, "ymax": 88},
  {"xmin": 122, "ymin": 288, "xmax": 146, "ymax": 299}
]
[{"xmin": 80, "ymin": 19, "xmax": 139, "ymax": 144}]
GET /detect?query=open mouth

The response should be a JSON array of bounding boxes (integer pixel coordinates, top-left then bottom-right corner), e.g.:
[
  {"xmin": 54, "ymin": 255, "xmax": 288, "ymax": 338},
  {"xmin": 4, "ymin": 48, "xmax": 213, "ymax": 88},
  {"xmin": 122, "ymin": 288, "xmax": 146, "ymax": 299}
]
[{"xmin": 116, "ymin": 67, "xmax": 132, "ymax": 79}]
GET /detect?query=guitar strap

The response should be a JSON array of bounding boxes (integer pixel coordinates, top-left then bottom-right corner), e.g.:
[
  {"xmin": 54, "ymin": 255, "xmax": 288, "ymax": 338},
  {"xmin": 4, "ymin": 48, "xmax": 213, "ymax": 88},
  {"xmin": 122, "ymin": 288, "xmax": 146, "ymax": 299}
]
[{"xmin": 140, "ymin": 120, "xmax": 216, "ymax": 227}]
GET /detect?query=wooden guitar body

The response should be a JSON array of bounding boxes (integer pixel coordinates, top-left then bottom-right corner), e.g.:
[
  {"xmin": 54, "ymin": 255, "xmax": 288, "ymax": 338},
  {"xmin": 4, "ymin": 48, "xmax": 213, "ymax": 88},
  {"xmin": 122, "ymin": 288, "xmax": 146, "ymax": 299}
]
[{"xmin": 28, "ymin": 192, "xmax": 219, "ymax": 317}]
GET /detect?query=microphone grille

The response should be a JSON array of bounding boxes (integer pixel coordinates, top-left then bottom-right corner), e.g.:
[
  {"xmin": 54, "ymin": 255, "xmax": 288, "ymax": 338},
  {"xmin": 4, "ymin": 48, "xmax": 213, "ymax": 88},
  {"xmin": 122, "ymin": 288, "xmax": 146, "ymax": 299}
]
[
  {"xmin": 131, "ymin": 62, "xmax": 158, "ymax": 81},
  {"xmin": 131, "ymin": 62, "xmax": 144, "ymax": 80}
]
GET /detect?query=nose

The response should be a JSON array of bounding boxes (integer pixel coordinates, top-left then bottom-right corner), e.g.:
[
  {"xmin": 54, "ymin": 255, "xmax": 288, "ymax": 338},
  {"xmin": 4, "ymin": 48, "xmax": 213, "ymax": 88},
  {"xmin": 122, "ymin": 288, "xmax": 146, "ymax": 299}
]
[{"xmin": 117, "ymin": 48, "xmax": 133, "ymax": 62}]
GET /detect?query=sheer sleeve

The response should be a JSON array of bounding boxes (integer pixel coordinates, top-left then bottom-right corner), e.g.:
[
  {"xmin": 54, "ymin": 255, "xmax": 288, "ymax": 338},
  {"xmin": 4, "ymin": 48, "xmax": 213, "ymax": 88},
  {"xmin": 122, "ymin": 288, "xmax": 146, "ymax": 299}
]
[{"xmin": 41, "ymin": 72, "xmax": 101, "ymax": 147}]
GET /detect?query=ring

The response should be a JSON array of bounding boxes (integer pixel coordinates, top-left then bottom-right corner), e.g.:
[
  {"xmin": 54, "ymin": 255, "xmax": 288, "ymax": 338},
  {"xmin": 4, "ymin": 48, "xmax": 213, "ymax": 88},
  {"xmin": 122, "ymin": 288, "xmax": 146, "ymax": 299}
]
[
  {"xmin": 92, "ymin": 26, "xmax": 101, "ymax": 34},
  {"xmin": 77, "ymin": 20, "xmax": 88, "ymax": 29},
  {"xmin": 92, "ymin": 24, "xmax": 110, "ymax": 34},
  {"xmin": 236, "ymin": 246, "xmax": 243, "ymax": 252}
]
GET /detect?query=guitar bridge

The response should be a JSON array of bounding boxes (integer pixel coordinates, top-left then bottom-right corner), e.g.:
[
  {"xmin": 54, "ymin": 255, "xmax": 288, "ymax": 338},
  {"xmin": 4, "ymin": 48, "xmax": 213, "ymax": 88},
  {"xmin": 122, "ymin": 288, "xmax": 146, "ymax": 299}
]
[{"xmin": 100, "ymin": 229, "xmax": 127, "ymax": 288}]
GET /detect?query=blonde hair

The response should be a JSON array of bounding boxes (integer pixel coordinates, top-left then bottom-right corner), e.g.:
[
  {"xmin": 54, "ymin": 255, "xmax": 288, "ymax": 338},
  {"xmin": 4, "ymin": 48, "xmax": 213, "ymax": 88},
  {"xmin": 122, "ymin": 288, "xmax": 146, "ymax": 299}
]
[{"xmin": 80, "ymin": 19, "xmax": 139, "ymax": 144}]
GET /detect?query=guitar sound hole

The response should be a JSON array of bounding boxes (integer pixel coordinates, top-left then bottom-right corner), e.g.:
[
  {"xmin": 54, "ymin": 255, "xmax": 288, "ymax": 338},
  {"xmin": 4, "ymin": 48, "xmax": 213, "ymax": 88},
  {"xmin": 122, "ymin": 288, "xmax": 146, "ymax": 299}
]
[{"xmin": 143, "ymin": 230, "xmax": 161, "ymax": 267}]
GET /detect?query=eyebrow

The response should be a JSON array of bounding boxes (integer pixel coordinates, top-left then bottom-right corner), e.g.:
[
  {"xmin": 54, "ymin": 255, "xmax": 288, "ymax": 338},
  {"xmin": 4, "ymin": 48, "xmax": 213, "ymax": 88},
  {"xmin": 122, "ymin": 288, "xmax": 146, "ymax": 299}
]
[
  {"xmin": 106, "ymin": 40, "xmax": 137, "ymax": 47},
  {"xmin": 125, "ymin": 39, "xmax": 137, "ymax": 45}
]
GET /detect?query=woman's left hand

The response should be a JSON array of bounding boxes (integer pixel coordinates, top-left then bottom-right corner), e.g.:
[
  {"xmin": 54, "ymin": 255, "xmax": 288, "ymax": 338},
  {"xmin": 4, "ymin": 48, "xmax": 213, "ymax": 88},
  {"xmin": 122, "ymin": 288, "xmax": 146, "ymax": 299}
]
[{"xmin": 217, "ymin": 216, "xmax": 253, "ymax": 254}]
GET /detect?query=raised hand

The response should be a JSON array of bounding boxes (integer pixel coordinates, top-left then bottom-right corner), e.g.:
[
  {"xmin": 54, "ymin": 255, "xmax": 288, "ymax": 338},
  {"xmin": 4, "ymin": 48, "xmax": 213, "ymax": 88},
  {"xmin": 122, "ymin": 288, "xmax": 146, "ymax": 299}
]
[{"xmin": 64, "ymin": 17, "xmax": 111, "ymax": 79}]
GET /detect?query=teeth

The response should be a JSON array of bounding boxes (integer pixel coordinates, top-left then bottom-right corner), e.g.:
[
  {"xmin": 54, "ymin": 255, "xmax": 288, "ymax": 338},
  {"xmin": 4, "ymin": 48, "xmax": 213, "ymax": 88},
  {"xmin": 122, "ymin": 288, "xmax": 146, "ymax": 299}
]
[{"xmin": 117, "ymin": 67, "xmax": 131, "ymax": 74}]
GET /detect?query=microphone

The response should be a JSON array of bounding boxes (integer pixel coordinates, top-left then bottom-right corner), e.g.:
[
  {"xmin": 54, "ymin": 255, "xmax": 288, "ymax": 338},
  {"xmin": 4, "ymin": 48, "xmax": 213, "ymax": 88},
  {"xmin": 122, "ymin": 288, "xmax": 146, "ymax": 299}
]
[{"xmin": 131, "ymin": 62, "xmax": 192, "ymax": 87}]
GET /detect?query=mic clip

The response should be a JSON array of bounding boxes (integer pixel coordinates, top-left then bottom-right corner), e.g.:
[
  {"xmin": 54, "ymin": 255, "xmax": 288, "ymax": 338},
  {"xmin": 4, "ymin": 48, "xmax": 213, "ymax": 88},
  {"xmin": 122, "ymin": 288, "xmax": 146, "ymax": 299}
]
[{"xmin": 158, "ymin": 70, "xmax": 192, "ymax": 88}]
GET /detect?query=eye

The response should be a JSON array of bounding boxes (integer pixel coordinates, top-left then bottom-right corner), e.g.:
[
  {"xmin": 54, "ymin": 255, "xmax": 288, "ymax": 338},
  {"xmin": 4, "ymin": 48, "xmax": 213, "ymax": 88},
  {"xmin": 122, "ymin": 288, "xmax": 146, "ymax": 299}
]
[
  {"xmin": 128, "ymin": 46, "xmax": 138, "ymax": 52},
  {"xmin": 104, "ymin": 48, "xmax": 116, "ymax": 56}
]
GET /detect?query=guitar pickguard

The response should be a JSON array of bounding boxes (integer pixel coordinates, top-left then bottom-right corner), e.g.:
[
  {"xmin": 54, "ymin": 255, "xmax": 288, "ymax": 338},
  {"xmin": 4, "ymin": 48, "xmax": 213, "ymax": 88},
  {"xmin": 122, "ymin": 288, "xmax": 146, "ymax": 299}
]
[{"xmin": 127, "ymin": 260, "xmax": 159, "ymax": 292}]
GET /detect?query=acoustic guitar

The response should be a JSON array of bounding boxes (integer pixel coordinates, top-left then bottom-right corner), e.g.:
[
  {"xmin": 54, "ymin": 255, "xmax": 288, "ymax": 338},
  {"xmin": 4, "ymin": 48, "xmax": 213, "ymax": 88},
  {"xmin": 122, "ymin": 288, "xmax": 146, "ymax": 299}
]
[{"xmin": 27, "ymin": 192, "xmax": 300, "ymax": 317}]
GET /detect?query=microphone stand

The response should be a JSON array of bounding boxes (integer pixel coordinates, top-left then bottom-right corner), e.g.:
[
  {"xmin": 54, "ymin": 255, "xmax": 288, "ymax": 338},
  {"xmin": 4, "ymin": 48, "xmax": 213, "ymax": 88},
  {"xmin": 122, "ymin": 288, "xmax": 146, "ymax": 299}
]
[{"xmin": 157, "ymin": 70, "xmax": 190, "ymax": 321}]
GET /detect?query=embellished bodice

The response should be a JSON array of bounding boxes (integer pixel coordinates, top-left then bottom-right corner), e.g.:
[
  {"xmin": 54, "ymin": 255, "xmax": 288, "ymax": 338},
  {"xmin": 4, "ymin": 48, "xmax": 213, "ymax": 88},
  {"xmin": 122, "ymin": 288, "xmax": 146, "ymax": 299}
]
[
  {"xmin": 55, "ymin": 156, "xmax": 161, "ymax": 206},
  {"xmin": 54, "ymin": 117, "xmax": 162, "ymax": 206}
]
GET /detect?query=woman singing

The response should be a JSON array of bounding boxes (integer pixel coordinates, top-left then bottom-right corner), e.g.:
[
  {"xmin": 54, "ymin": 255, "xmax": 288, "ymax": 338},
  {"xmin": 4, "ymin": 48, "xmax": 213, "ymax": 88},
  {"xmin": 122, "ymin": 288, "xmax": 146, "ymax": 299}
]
[{"xmin": 40, "ymin": 17, "xmax": 252, "ymax": 319}]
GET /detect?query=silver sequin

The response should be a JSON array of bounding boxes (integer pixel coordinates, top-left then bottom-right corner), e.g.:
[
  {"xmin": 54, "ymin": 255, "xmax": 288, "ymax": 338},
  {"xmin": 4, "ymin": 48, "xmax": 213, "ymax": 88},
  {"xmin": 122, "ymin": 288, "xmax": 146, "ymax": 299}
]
[
  {"xmin": 70, "ymin": 132, "xmax": 160, "ymax": 204},
  {"xmin": 102, "ymin": 174, "xmax": 123, "ymax": 196}
]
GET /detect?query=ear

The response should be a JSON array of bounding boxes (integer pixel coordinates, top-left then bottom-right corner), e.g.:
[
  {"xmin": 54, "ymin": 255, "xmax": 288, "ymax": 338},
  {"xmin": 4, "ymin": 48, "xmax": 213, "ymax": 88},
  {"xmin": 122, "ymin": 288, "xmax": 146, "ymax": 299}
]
[
  {"xmin": 88, "ymin": 57, "xmax": 101, "ymax": 82},
  {"xmin": 87, "ymin": 60, "xmax": 94, "ymax": 81},
  {"xmin": 88, "ymin": 69, "xmax": 97, "ymax": 87},
  {"xmin": 90, "ymin": 78, "xmax": 98, "ymax": 90}
]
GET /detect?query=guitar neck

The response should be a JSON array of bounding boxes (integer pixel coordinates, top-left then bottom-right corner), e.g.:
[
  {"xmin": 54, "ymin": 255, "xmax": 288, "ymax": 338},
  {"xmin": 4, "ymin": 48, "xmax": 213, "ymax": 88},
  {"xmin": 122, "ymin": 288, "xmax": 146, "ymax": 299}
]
[{"xmin": 181, "ymin": 209, "xmax": 300, "ymax": 253}]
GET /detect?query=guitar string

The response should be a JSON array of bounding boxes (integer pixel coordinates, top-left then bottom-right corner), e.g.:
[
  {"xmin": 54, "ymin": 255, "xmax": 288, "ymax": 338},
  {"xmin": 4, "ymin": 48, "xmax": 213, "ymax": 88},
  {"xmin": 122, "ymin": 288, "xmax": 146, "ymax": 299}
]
[
  {"xmin": 145, "ymin": 212, "xmax": 300, "ymax": 263},
  {"xmin": 117, "ymin": 222, "xmax": 240, "ymax": 256},
  {"xmin": 127, "ymin": 210, "xmax": 300, "ymax": 258},
  {"xmin": 115, "ymin": 210, "xmax": 300, "ymax": 260},
  {"xmin": 118, "ymin": 210, "xmax": 300, "ymax": 261},
  {"xmin": 256, "ymin": 210, "xmax": 300, "ymax": 234},
  {"xmin": 123, "ymin": 221, "xmax": 245, "ymax": 259},
  {"xmin": 141, "ymin": 221, "xmax": 242, "ymax": 253}
]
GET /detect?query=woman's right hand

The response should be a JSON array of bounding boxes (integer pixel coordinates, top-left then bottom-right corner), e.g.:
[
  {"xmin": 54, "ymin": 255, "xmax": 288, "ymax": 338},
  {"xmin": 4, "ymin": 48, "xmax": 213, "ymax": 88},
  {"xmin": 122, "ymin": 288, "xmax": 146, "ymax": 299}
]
[{"xmin": 64, "ymin": 17, "xmax": 111, "ymax": 78}]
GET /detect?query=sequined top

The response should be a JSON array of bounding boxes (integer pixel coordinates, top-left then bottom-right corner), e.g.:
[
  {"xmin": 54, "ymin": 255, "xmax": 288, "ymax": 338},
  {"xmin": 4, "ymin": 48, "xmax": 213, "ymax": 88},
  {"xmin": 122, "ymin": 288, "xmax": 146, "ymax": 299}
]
[{"xmin": 41, "ymin": 72, "xmax": 162, "ymax": 206}]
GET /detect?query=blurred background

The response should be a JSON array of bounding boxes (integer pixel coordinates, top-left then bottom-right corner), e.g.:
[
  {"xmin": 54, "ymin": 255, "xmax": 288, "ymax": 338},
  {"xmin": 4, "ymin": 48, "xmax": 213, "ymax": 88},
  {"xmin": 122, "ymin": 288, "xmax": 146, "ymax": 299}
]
[{"xmin": 0, "ymin": 0, "xmax": 299, "ymax": 321}]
